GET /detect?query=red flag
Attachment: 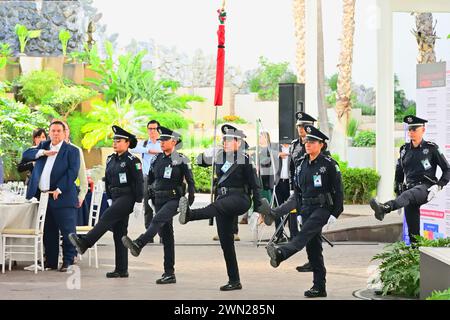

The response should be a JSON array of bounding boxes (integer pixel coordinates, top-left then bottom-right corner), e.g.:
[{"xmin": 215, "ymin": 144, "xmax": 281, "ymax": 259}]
[{"xmin": 214, "ymin": 9, "xmax": 226, "ymax": 107}]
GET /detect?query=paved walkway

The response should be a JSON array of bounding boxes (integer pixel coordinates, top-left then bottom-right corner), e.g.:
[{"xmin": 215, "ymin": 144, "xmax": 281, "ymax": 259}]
[{"xmin": 0, "ymin": 194, "xmax": 389, "ymax": 300}]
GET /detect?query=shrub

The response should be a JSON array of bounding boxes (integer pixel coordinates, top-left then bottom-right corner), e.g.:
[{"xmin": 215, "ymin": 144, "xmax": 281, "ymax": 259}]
[
  {"xmin": 426, "ymin": 288, "xmax": 450, "ymax": 300},
  {"xmin": 372, "ymin": 236, "xmax": 450, "ymax": 298},
  {"xmin": 216, "ymin": 115, "xmax": 247, "ymax": 125},
  {"xmin": 342, "ymin": 167, "xmax": 380, "ymax": 204},
  {"xmin": 42, "ymin": 86, "xmax": 97, "ymax": 118},
  {"xmin": 19, "ymin": 70, "xmax": 63, "ymax": 106},
  {"xmin": 352, "ymin": 130, "xmax": 376, "ymax": 147},
  {"xmin": 189, "ymin": 155, "xmax": 213, "ymax": 193},
  {"xmin": 354, "ymin": 101, "xmax": 375, "ymax": 115},
  {"xmin": 347, "ymin": 118, "xmax": 359, "ymax": 138},
  {"xmin": 66, "ymin": 111, "xmax": 91, "ymax": 147}
]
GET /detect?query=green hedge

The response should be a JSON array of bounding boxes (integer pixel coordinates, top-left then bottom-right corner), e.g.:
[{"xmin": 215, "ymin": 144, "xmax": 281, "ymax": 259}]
[
  {"xmin": 189, "ymin": 155, "xmax": 213, "ymax": 193},
  {"xmin": 352, "ymin": 130, "xmax": 376, "ymax": 147}
]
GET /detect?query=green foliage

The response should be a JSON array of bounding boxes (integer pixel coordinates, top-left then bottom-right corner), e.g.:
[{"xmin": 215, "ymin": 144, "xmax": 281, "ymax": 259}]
[
  {"xmin": 0, "ymin": 43, "xmax": 13, "ymax": 70},
  {"xmin": 332, "ymin": 154, "xmax": 379, "ymax": 204},
  {"xmin": 325, "ymin": 73, "xmax": 357, "ymax": 108},
  {"xmin": 42, "ymin": 85, "xmax": 97, "ymax": 118},
  {"xmin": 394, "ymin": 74, "xmax": 416, "ymax": 122},
  {"xmin": 187, "ymin": 154, "xmax": 213, "ymax": 193},
  {"xmin": 347, "ymin": 118, "xmax": 359, "ymax": 138},
  {"xmin": 86, "ymin": 41, "xmax": 204, "ymax": 111},
  {"xmin": 80, "ymin": 98, "xmax": 190, "ymax": 150},
  {"xmin": 59, "ymin": 29, "xmax": 71, "ymax": 57},
  {"xmin": 216, "ymin": 115, "xmax": 247, "ymax": 125},
  {"xmin": 0, "ymin": 97, "xmax": 57, "ymax": 180},
  {"xmin": 354, "ymin": 101, "xmax": 375, "ymax": 115},
  {"xmin": 248, "ymin": 56, "xmax": 297, "ymax": 101},
  {"xmin": 15, "ymin": 24, "xmax": 41, "ymax": 54},
  {"xmin": 352, "ymin": 130, "xmax": 376, "ymax": 147},
  {"xmin": 372, "ymin": 236, "xmax": 450, "ymax": 298},
  {"xmin": 68, "ymin": 44, "xmax": 92, "ymax": 64},
  {"xmin": 19, "ymin": 70, "xmax": 63, "ymax": 106},
  {"xmin": 426, "ymin": 288, "xmax": 450, "ymax": 300},
  {"xmin": 66, "ymin": 111, "xmax": 91, "ymax": 147}
]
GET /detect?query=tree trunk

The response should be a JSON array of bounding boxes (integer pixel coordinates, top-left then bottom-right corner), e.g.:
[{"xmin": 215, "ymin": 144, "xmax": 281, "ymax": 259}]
[
  {"xmin": 293, "ymin": 0, "xmax": 306, "ymax": 83},
  {"xmin": 317, "ymin": 0, "xmax": 330, "ymax": 138},
  {"xmin": 412, "ymin": 13, "xmax": 437, "ymax": 64},
  {"xmin": 331, "ymin": 0, "xmax": 356, "ymax": 161}
]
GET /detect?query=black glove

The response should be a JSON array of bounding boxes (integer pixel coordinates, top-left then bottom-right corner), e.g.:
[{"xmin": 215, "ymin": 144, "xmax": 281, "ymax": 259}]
[{"xmin": 188, "ymin": 193, "xmax": 195, "ymax": 206}]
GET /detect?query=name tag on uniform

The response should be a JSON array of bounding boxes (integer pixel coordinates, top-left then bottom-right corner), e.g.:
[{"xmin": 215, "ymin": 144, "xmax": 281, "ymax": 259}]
[
  {"xmin": 119, "ymin": 173, "xmax": 128, "ymax": 184},
  {"xmin": 313, "ymin": 175, "xmax": 322, "ymax": 188},
  {"xmin": 221, "ymin": 161, "xmax": 232, "ymax": 173},
  {"xmin": 421, "ymin": 159, "xmax": 432, "ymax": 170},
  {"xmin": 164, "ymin": 166, "xmax": 173, "ymax": 179}
]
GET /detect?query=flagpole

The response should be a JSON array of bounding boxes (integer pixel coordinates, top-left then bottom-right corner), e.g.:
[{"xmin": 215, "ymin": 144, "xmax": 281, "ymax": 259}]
[{"xmin": 209, "ymin": 106, "xmax": 219, "ymax": 226}]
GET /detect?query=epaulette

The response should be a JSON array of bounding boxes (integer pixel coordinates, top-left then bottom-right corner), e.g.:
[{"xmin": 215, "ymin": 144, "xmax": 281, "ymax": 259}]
[
  {"xmin": 425, "ymin": 141, "xmax": 438, "ymax": 148},
  {"xmin": 291, "ymin": 139, "xmax": 299, "ymax": 145},
  {"xmin": 127, "ymin": 154, "xmax": 136, "ymax": 161}
]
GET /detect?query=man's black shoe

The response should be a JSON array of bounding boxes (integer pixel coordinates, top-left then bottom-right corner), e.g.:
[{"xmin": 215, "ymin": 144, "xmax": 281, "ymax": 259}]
[
  {"xmin": 274, "ymin": 236, "xmax": 288, "ymax": 244},
  {"xmin": 121, "ymin": 236, "xmax": 142, "ymax": 257},
  {"xmin": 68, "ymin": 233, "xmax": 88, "ymax": 255},
  {"xmin": 296, "ymin": 262, "xmax": 313, "ymax": 272},
  {"xmin": 266, "ymin": 243, "xmax": 283, "ymax": 268},
  {"xmin": 59, "ymin": 262, "xmax": 73, "ymax": 273},
  {"xmin": 370, "ymin": 198, "xmax": 391, "ymax": 221},
  {"xmin": 178, "ymin": 197, "xmax": 190, "ymax": 225},
  {"xmin": 220, "ymin": 282, "xmax": 242, "ymax": 291},
  {"xmin": 44, "ymin": 263, "xmax": 58, "ymax": 271},
  {"xmin": 304, "ymin": 287, "xmax": 327, "ymax": 298},
  {"xmin": 156, "ymin": 273, "xmax": 176, "ymax": 284},
  {"xmin": 106, "ymin": 271, "xmax": 129, "ymax": 278}
]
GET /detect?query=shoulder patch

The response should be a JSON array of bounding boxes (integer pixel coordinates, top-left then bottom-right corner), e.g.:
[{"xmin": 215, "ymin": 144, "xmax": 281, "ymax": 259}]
[
  {"xmin": 135, "ymin": 162, "xmax": 142, "ymax": 171},
  {"xmin": 335, "ymin": 164, "xmax": 341, "ymax": 173}
]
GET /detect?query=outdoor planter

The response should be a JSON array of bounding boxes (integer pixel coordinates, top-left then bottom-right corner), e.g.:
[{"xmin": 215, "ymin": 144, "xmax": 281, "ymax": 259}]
[
  {"xmin": 19, "ymin": 55, "xmax": 43, "ymax": 75},
  {"xmin": 0, "ymin": 62, "xmax": 20, "ymax": 82},
  {"xmin": 42, "ymin": 56, "xmax": 65, "ymax": 76},
  {"xmin": 83, "ymin": 65, "xmax": 101, "ymax": 89},
  {"xmin": 348, "ymin": 146, "xmax": 375, "ymax": 169},
  {"xmin": 81, "ymin": 94, "xmax": 103, "ymax": 113},
  {"xmin": 63, "ymin": 62, "xmax": 85, "ymax": 84}
]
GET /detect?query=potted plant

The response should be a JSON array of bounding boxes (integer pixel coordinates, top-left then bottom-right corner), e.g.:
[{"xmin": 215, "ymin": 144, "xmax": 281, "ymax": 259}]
[
  {"xmin": 43, "ymin": 29, "xmax": 71, "ymax": 76},
  {"xmin": 15, "ymin": 24, "xmax": 42, "ymax": 74},
  {"xmin": 0, "ymin": 42, "xmax": 20, "ymax": 82},
  {"xmin": 63, "ymin": 44, "xmax": 90, "ymax": 84}
]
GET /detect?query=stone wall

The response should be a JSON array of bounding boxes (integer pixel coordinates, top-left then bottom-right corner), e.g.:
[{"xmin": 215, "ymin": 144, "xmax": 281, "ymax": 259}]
[{"xmin": 0, "ymin": 0, "xmax": 84, "ymax": 56}]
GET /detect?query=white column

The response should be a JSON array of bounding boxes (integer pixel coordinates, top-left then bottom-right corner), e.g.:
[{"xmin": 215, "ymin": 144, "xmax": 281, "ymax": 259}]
[
  {"xmin": 305, "ymin": 0, "xmax": 318, "ymax": 118},
  {"xmin": 376, "ymin": 0, "xmax": 395, "ymax": 202}
]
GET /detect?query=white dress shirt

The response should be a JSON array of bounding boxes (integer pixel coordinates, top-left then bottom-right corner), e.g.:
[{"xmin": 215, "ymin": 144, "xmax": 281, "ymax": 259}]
[
  {"xmin": 280, "ymin": 145, "xmax": 290, "ymax": 180},
  {"xmin": 38, "ymin": 141, "xmax": 63, "ymax": 192}
]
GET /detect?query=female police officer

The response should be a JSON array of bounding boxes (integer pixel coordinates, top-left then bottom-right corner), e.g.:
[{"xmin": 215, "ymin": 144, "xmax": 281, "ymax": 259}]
[
  {"xmin": 69, "ymin": 126, "xmax": 143, "ymax": 278},
  {"xmin": 177, "ymin": 124, "xmax": 266, "ymax": 291},
  {"xmin": 265, "ymin": 125, "xmax": 344, "ymax": 298},
  {"xmin": 121, "ymin": 126, "xmax": 195, "ymax": 285}
]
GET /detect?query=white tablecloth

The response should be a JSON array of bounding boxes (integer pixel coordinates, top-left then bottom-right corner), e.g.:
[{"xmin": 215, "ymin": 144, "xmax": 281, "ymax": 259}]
[{"xmin": 0, "ymin": 202, "xmax": 39, "ymax": 262}]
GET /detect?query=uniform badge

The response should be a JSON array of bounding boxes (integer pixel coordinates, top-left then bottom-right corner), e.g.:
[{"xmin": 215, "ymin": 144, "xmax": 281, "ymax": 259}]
[
  {"xmin": 335, "ymin": 164, "xmax": 340, "ymax": 173},
  {"xmin": 421, "ymin": 159, "xmax": 431, "ymax": 170},
  {"xmin": 306, "ymin": 127, "xmax": 312, "ymax": 133},
  {"xmin": 407, "ymin": 117, "xmax": 413, "ymax": 123},
  {"xmin": 319, "ymin": 166, "xmax": 327, "ymax": 174},
  {"xmin": 423, "ymin": 148, "xmax": 429, "ymax": 155},
  {"xmin": 298, "ymin": 113, "xmax": 303, "ymax": 119},
  {"xmin": 313, "ymin": 175, "xmax": 322, "ymax": 188},
  {"xmin": 120, "ymin": 162, "xmax": 126, "ymax": 168},
  {"xmin": 136, "ymin": 163, "xmax": 142, "ymax": 171}
]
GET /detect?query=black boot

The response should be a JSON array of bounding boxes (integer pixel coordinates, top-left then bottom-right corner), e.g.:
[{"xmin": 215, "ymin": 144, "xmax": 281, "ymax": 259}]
[
  {"xmin": 106, "ymin": 270, "xmax": 129, "ymax": 278},
  {"xmin": 220, "ymin": 281, "xmax": 242, "ymax": 291},
  {"xmin": 296, "ymin": 262, "xmax": 313, "ymax": 272},
  {"xmin": 68, "ymin": 233, "xmax": 88, "ymax": 255},
  {"xmin": 304, "ymin": 286, "xmax": 327, "ymax": 298},
  {"xmin": 369, "ymin": 198, "xmax": 392, "ymax": 221},
  {"xmin": 178, "ymin": 196, "xmax": 191, "ymax": 225},
  {"xmin": 266, "ymin": 243, "xmax": 284, "ymax": 268},
  {"xmin": 121, "ymin": 236, "xmax": 142, "ymax": 257}
]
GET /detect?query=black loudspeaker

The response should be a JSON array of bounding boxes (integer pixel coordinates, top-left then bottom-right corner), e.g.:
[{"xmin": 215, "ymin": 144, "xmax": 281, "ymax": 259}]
[{"xmin": 278, "ymin": 83, "xmax": 305, "ymax": 143}]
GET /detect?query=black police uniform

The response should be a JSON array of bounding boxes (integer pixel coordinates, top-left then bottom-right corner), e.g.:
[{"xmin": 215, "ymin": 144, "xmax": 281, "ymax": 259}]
[
  {"xmin": 69, "ymin": 126, "xmax": 143, "ymax": 277},
  {"xmin": 178, "ymin": 125, "xmax": 262, "ymax": 291},
  {"xmin": 267, "ymin": 125, "xmax": 344, "ymax": 297},
  {"xmin": 370, "ymin": 116, "xmax": 450, "ymax": 242},
  {"xmin": 122, "ymin": 127, "xmax": 195, "ymax": 283}
]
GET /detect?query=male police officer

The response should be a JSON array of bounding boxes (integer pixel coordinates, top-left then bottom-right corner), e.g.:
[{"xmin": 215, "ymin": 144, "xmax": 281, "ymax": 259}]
[
  {"xmin": 178, "ymin": 124, "xmax": 267, "ymax": 291},
  {"xmin": 370, "ymin": 115, "xmax": 450, "ymax": 242},
  {"xmin": 266, "ymin": 125, "xmax": 344, "ymax": 298},
  {"xmin": 122, "ymin": 127, "xmax": 195, "ymax": 285},
  {"xmin": 69, "ymin": 126, "xmax": 143, "ymax": 278},
  {"xmin": 268, "ymin": 112, "xmax": 319, "ymax": 272}
]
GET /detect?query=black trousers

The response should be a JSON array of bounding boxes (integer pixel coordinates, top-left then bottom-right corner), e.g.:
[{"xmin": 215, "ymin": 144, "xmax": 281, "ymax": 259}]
[
  {"xmin": 388, "ymin": 184, "xmax": 430, "ymax": 242},
  {"xmin": 137, "ymin": 197, "xmax": 179, "ymax": 275},
  {"xmin": 143, "ymin": 175, "xmax": 154, "ymax": 229},
  {"xmin": 275, "ymin": 179, "xmax": 298, "ymax": 239},
  {"xmin": 278, "ymin": 205, "xmax": 330, "ymax": 290},
  {"xmin": 84, "ymin": 194, "xmax": 135, "ymax": 273},
  {"xmin": 190, "ymin": 193, "xmax": 251, "ymax": 283}
]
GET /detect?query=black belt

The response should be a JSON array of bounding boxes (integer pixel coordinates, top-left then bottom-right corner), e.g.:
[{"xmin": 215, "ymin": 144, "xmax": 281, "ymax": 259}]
[
  {"xmin": 216, "ymin": 187, "xmax": 247, "ymax": 196},
  {"xmin": 406, "ymin": 181, "xmax": 432, "ymax": 190},
  {"xmin": 109, "ymin": 186, "xmax": 132, "ymax": 194},
  {"xmin": 302, "ymin": 193, "xmax": 333, "ymax": 206},
  {"xmin": 154, "ymin": 189, "xmax": 180, "ymax": 198}
]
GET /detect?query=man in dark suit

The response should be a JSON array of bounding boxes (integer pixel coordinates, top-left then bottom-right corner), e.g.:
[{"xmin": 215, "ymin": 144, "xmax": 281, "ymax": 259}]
[{"xmin": 23, "ymin": 121, "xmax": 80, "ymax": 271}]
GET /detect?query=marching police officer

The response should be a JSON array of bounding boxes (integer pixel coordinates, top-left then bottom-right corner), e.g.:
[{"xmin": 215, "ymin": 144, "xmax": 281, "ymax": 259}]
[
  {"xmin": 177, "ymin": 124, "xmax": 267, "ymax": 291},
  {"xmin": 69, "ymin": 126, "xmax": 143, "ymax": 278},
  {"xmin": 266, "ymin": 125, "xmax": 344, "ymax": 298},
  {"xmin": 370, "ymin": 115, "xmax": 450, "ymax": 242},
  {"xmin": 121, "ymin": 127, "xmax": 195, "ymax": 285}
]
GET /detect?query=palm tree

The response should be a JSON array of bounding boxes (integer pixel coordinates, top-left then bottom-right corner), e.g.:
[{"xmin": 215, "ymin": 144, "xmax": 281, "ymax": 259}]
[
  {"xmin": 332, "ymin": 0, "xmax": 356, "ymax": 160},
  {"xmin": 412, "ymin": 13, "xmax": 437, "ymax": 64},
  {"xmin": 293, "ymin": 0, "xmax": 306, "ymax": 83}
]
